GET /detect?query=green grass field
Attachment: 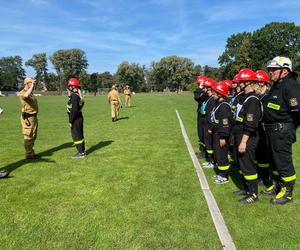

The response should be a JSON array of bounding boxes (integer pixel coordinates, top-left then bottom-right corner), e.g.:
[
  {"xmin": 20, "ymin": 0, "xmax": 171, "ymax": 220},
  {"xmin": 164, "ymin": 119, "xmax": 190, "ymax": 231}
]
[{"xmin": 0, "ymin": 93, "xmax": 300, "ymax": 249}]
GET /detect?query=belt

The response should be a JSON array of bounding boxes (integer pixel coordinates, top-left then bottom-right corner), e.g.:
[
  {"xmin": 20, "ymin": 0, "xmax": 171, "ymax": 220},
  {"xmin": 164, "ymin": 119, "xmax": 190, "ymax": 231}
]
[
  {"xmin": 262, "ymin": 122, "xmax": 294, "ymax": 132},
  {"xmin": 22, "ymin": 112, "xmax": 37, "ymax": 119}
]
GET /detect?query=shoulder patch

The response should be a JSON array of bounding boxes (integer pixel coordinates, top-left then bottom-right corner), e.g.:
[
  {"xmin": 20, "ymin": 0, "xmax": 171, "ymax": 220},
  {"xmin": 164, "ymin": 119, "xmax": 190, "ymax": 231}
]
[
  {"xmin": 246, "ymin": 114, "xmax": 253, "ymax": 122},
  {"xmin": 290, "ymin": 98, "xmax": 298, "ymax": 107}
]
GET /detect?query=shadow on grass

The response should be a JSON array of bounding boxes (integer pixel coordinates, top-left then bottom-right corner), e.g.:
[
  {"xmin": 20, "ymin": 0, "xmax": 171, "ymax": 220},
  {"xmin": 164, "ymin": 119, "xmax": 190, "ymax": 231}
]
[
  {"xmin": 116, "ymin": 116, "xmax": 129, "ymax": 121},
  {"xmin": 86, "ymin": 140, "xmax": 113, "ymax": 155},
  {"xmin": 0, "ymin": 142, "xmax": 73, "ymax": 174},
  {"xmin": 0, "ymin": 140, "xmax": 113, "ymax": 176}
]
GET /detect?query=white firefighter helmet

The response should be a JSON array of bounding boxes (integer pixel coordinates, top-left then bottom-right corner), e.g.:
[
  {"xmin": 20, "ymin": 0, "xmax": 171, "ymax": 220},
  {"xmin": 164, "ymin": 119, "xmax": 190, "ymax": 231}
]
[{"xmin": 267, "ymin": 56, "xmax": 292, "ymax": 72}]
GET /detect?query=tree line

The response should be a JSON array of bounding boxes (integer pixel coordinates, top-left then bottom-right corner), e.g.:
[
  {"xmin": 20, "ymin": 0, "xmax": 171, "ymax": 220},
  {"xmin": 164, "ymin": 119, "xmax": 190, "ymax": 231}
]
[{"xmin": 0, "ymin": 22, "xmax": 299, "ymax": 93}]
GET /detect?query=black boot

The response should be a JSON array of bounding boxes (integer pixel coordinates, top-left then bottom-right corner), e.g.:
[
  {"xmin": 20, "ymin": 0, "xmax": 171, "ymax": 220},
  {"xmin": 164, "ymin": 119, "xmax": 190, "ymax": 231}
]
[
  {"xmin": 240, "ymin": 179, "xmax": 259, "ymax": 204},
  {"xmin": 271, "ymin": 182, "xmax": 294, "ymax": 205},
  {"xmin": 261, "ymin": 184, "xmax": 275, "ymax": 195},
  {"xmin": 240, "ymin": 193, "xmax": 258, "ymax": 204}
]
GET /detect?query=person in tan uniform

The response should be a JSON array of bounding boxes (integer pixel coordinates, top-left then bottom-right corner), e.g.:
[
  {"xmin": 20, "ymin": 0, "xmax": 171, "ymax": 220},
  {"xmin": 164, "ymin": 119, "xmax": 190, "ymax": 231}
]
[
  {"xmin": 108, "ymin": 85, "xmax": 122, "ymax": 122},
  {"xmin": 123, "ymin": 85, "xmax": 132, "ymax": 107},
  {"xmin": 19, "ymin": 77, "xmax": 39, "ymax": 159}
]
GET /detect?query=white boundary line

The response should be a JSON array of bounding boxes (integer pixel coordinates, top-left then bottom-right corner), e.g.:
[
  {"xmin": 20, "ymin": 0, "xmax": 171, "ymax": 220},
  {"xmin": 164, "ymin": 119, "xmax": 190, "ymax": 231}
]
[{"xmin": 176, "ymin": 110, "xmax": 236, "ymax": 250}]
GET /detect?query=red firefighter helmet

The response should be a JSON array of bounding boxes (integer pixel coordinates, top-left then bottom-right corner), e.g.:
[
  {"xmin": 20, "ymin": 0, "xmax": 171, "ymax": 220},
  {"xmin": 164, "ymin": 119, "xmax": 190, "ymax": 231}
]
[
  {"xmin": 223, "ymin": 79, "xmax": 234, "ymax": 89},
  {"xmin": 212, "ymin": 81, "xmax": 229, "ymax": 97},
  {"xmin": 196, "ymin": 75, "xmax": 206, "ymax": 85},
  {"xmin": 203, "ymin": 77, "xmax": 216, "ymax": 87},
  {"xmin": 232, "ymin": 74, "xmax": 239, "ymax": 83},
  {"xmin": 255, "ymin": 70, "xmax": 270, "ymax": 84},
  {"xmin": 236, "ymin": 68, "xmax": 257, "ymax": 82},
  {"xmin": 68, "ymin": 78, "xmax": 80, "ymax": 87}
]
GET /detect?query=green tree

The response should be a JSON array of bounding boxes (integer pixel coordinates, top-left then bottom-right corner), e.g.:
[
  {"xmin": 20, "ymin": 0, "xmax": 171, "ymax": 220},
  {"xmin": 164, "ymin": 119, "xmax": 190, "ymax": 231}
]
[
  {"xmin": 115, "ymin": 62, "xmax": 145, "ymax": 92},
  {"xmin": 147, "ymin": 56, "xmax": 195, "ymax": 91},
  {"xmin": 25, "ymin": 53, "xmax": 49, "ymax": 91},
  {"xmin": 203, "ymin": 65, "xmax": 222, "ymax": 82},
  {"xmin": 192, "ymin": 65, "xmax": 203, "ymax": 79},
  {"xmin": 47, "ymin": 73, "xmax": 60, "ymax": 91},
  {"xmin": 249, "ymin": 22, "xmax": 300, "ymax": 74},
  {"xmin": 88, "ymin": 73, "xmax": 99, "ymax": 95},
  {"xmin": 218, "ymin": 32, "xmax": 252, "ymax": 79},
  {"xmin": 50, "ymin": 49, "xmax": 88, "ymax": 91},
  {"xmin": 99, "ymin": 72, "xmax": 114, "ymax": 88},
  {"xmin": 0, "ymin": 56, "xmax": 25, "ymax": 91},
  {"xmin": 78, "ymin": 71, "xmax": 90, "ymax": 90},
  {"xmin": 219, "ymin": 22, "xmax": 300, "ymax": 78}
]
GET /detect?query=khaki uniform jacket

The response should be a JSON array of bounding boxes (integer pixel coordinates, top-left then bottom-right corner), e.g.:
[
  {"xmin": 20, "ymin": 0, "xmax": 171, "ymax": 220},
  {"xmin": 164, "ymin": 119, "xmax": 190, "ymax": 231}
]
[
  {"xmin": 19, "ymin": 90, "xmax": 39, "ymax": 114},
  {"xmin": 124, "ymin": 89, "xmax": 131, "ymax": 96},
  {"xmin": 108, "ymin": 89, "xmax": 121, "ymax": 103}
]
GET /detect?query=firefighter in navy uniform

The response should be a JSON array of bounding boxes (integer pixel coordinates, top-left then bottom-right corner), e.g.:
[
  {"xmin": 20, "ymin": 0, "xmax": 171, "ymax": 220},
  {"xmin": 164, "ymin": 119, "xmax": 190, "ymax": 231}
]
[
  {"xmin": 194, "ymin": 75, "xmax": 207, "ymax": 157},
  {"xmin": 201, "ymin": 78, "xmax": 217, "ymax": 168},
  {"xmin": 229, "ymin": 76, "xmax": 245, "ymax": 163},
  {"xmin": 67, "ymin": 78, "xmax": 86, "ymax": 158},
  {"xmin": 209, "ymin": 81, "xmax": 233, "ymax": 184},
  {"xmin": 254, "ymin": 70, "xmax": 274, "ymax": 194},
  {"xmin": 262, "ymin": 56, "xmax": 300, "ymax": 205},
  {"xmin": 230, "ymin": 75, "xmax": 245, "ymax": 117},
  {"xmin": 232, "ymin": 68, "xmax": 262, "ymax": 204}
]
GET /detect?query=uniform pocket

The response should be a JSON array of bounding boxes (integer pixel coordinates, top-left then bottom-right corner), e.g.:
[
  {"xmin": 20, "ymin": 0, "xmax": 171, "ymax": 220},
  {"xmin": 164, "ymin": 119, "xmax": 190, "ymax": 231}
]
[{"xmin": 273, "ymin": 130, "xmax": 293, "ymax": 153}]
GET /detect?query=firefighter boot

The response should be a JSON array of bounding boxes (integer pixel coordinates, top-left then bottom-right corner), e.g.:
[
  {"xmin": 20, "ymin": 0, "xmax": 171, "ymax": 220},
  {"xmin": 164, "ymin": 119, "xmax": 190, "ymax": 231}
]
[
  {"xmin": 261, "ymin": 184, "xmax": 275, "ymax": 196},
  {"xmin": 240, "ymin": 193, "xmax": 258, "ymax": 204},
  {"xmin": 240, "ymin": 180, "xmax": 259, "ymax": 204},
  {"xmin": 271, "ymin": 182, "xmax": 294, "ymax": 205}
]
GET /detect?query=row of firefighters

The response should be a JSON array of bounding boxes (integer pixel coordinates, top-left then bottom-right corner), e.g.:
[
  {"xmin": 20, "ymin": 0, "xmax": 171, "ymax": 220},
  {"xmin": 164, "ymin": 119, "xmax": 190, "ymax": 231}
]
[{"xmin": 194, "ymin": 56, "xmax": 300, "ymax": 205}]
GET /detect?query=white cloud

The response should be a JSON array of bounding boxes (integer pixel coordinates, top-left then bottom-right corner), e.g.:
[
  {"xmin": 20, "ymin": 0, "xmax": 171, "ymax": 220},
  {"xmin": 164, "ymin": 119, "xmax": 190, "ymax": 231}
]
[
  {"xmin": 200, "ymin": 0, "xmax": 300, "ymax": 23},
  {"xmin": 30, "ymin": 0, "xmax": 48, "ymax": 5}
]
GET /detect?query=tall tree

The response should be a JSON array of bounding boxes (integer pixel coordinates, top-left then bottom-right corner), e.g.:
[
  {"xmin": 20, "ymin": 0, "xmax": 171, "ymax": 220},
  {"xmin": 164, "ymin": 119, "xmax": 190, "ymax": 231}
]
[
  {"xmin": 78, "ymin": 71, "xmax": 90, "ymax": 90},
  {"xmin": 0, "ymin": 56, "xmax": 25, "ymax": 90},
  {"xmin": 99, "ymin": 72, "xmax": 114, "ymax": 88},
  {"xmin": 249, "ymin": 22, "xmax": 300, "ymax": 74},
  {"xmin": 46, "ymin": 73, "xmax": 59, "ymax": 91},
  {"xmin": 88, "ymin": 73, "xmax": 99, "ymax": 95},
  {"xmin": 147, "ymin": 56, "xmax": 195, "ymax": 91},
  {"xmin": 218, "ymin": 22, "xmax": 300, "ymax": 78},
  {"xmin": 25, "ymin": 53, "xmax": 49, "ymax": 90},
  {"xmin": 50, "ymin": 49, "xmax": 88, "ymax": 91},
  {"xmin": 193, "ymin": 65, "xmax": 203, "ymax": 79},
  {"xmin": 218, "ymin": 32, "xmax": 252, "ymax": 78},
  {"xmin": 203, "ymin": 65, "xmax": 222, "ymax": 81},
  {"xmin": 115, "ymin": 62, "xmax": 145, "ymax": 91}
]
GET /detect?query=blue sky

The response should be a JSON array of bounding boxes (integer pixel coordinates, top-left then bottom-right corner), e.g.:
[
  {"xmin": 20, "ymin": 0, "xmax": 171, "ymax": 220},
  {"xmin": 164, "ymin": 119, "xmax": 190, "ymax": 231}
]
[{"xmin": 0, "ymin": 0, "xmax": 299, "ymax": 76}]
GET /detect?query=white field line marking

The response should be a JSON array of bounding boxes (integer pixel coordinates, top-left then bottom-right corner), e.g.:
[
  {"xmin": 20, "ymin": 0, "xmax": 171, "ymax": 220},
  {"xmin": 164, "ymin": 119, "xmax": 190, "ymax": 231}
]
[{"xmin": 176, "ymin": 110, "xmax": 236, "ymax": 250}]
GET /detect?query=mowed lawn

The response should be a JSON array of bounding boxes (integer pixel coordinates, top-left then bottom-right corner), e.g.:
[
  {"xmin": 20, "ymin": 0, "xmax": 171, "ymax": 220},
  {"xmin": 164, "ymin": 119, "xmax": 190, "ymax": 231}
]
[{"xmin": 0, "ymin": 93, "xmax": 299, "ymax": 249}]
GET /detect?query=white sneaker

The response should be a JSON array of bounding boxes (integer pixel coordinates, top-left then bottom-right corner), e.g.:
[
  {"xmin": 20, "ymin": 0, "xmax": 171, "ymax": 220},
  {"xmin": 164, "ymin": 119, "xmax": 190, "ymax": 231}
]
[
  {"xmin": 202, "ymin": 162, "xmax": 215, "ymax": 168},
  {"xmin": 214, "ymin": 176, "xmax": 229, "ymax": 184}
]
